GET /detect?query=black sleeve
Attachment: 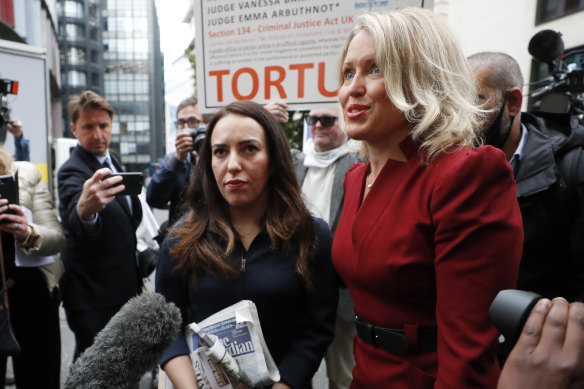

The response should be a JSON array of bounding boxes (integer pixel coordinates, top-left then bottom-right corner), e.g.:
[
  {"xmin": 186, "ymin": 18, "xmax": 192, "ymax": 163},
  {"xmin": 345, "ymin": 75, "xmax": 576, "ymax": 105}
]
[
  {"xmin": 57, "ymin": 164, "xmax": 103, "ymax": 241},
  {"xmin": 568, "ymin": 147, "xmax": 584, "ymax": 301},
  {"xmin": 277, "ymin": 218, "xmax": 339, "ymax": 389},
  {"xmin": 155, "ymin": 234, "xmax": 191, "ymax": 367}
]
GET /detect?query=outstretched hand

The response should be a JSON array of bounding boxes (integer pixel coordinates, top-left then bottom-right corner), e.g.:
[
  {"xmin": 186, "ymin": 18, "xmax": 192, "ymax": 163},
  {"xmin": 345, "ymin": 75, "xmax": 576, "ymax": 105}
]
[
  {"xmin": 498, "ymin": 298, "xmax": 584, "ymax": 389},
  {"xmin": 77, "ymin": 167, "xmax": 125, "ymax": 221}
]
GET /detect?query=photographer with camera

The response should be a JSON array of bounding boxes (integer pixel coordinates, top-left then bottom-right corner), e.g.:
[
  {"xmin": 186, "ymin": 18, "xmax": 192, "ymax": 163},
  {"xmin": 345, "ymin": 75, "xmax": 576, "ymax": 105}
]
[
  {"xmin": 147, "ymin": 96, "xmax": 205, "ymax": 227},
  {"xmin": 5, "ymin": 118, "xmax": 30, "ymax": 162},
  {"xmin": 0, "ymin": 79, "xmax": 29, "ymax": 162}
]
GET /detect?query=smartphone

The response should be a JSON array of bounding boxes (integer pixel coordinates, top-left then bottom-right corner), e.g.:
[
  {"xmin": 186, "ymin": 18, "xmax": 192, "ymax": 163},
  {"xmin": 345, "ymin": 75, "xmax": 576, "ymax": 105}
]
[
  {"xmin": 0, "ymin": 172, "xmax": 19, "ymax": 224},
  {"xmin": 106, "ymin": 172, "xmax": 144, "ymax": 196}
]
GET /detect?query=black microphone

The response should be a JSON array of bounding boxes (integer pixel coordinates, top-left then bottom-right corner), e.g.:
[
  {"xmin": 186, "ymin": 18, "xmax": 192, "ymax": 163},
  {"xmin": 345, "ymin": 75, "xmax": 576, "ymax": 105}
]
[{"xmin": 64, "ymin": 292, "xmax": 182, "ymax": 389}]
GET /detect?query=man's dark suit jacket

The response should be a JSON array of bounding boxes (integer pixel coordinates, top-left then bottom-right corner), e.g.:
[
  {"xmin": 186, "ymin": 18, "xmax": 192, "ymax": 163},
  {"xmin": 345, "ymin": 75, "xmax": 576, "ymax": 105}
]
[{"xmin": 58, "ymin": 145, "xmax": 142, "ymax": 311}]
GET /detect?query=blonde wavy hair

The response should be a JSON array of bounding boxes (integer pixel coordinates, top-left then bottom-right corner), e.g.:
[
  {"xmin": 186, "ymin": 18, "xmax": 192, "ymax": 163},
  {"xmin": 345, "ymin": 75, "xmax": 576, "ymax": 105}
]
[
  {"xmin": 0, "ymin": 149, "xmax": 13, "ymax": 175},
  {"xmin": 337, "ymin": 8, "xmax": 481, "ymax": 164}
]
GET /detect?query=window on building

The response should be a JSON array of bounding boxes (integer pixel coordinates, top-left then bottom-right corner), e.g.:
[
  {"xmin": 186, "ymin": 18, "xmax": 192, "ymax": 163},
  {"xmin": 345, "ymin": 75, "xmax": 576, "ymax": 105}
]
[
  {"xmin": 89, "ymin": 4, "xmax": 98, "ymax": 17},
  {"xmin": 66, "ymin": 47, "xmax": 86, "ymax": 64},
  {"xmin": 67, "ymin": 23, "xmax": 85, "ymax": 39},
  {"xmin": 120, "ymin": 141, "xmax": 137, "ymax": 154},
  {"xmin": 61, "ymin": 1, "xmax": 84, "ymax": 18},
  {"xmin": 91, "ymin": 73, "xmax": 100, "ymax": 88},
  {"xmin": 117, "ymin": 0, "xmax": 134, "ymax": 10},
  {"xmin": 135, "ymin": 80, "xmax": 148, "ymax": 94},
  {"xmin": 60, "ymin": 23, "xmax": 84, "ymax": 39},
  {"xmin": 136, "ymin": 121, "xmax": 149, "ymax": 133},
  {"xmin": 134, "ymin": 17, "xmax": 147, "ymax": 31},
  {"xmin": 66, "ymin": 70, "xmax": 87, "ymax": 87},
  {"xmin": 134, "ymin": 38, "xmax": 148, "ymax": 54},
  {"xmin": 536, "ymin": 0, "xmax": 584, "ymax": 23}
]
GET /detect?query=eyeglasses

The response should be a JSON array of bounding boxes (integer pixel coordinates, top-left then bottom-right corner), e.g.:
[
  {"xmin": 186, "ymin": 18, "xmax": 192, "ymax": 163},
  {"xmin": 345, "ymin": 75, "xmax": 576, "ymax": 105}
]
[
  {"xmin": 305, "ymin": 115, "xmax": 338, "ymax": 127},
  {"xmin": 175, "ymin": 117, "xmax": 202, "ymax": 129}
]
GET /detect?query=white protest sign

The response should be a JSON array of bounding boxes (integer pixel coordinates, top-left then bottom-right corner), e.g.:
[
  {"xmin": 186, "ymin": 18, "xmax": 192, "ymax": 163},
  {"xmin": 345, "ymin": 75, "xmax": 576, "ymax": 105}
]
[{"xmin": 194, "ymin": 0, "xmax": 433, "ymax": 112}]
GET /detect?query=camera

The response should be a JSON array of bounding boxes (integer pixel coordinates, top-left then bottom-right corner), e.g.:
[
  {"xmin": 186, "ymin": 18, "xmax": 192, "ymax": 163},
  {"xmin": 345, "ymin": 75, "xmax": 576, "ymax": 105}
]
[
  {"xmin": 0, "ymin": 78, "xmax": 19, "ymax": 144},
  {"xmin": 189, "ymin": 124, "xmax": 207, "ymax": 153},
  {"xmin": 0, "ymin": 78, "xmax": 19, "ymax": 125},
  {"xmin": 489, "ymin": 289, "xmax": 542, "ymax": 348},
  {"xmin": 528, "ymin": 30, "xmax": 584, "ymax": 121}
]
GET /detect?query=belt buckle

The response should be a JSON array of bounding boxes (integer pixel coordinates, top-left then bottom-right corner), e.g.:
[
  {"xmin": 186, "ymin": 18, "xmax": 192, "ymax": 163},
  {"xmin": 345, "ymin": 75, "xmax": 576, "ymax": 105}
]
[
  {"xmin": 355, "ymin": 316, "xmax": 375, "ymax": 344},
  {"xmin": 372, "ymin": 326, "xmax": 409, "ymax": 356},
  {"xmin": 356, "ymin": 316, "xmax": 410, "ymax": 355},
  {"xmin": 379, "ymin": 329, "xmax": 409, "ymax": 356}
]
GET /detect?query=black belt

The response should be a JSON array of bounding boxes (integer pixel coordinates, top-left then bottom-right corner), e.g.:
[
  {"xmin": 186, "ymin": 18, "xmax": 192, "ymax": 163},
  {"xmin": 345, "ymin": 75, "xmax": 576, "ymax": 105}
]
[{"xmin": 355, "ymin": 316, "xmax": 437, "ymax": 356}]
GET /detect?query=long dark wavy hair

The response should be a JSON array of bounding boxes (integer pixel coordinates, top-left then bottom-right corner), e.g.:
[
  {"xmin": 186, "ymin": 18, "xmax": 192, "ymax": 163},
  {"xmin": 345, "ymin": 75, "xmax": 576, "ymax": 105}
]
[{"xmin": 170, "ymin": 101, "xmax": 316, "ymax": 287}]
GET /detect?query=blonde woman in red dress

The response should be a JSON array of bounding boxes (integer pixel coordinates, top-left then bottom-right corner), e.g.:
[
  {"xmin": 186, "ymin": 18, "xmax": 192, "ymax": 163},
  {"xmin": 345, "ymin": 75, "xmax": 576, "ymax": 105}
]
[{"xmin": 332, "ymin": 8, "xmax": 523, "ymax": 389}]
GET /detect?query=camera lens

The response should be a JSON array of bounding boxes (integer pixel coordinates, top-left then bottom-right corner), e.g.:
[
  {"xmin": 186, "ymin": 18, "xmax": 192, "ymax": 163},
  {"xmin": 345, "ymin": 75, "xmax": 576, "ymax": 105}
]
[
  {"xmin": 489, "ymin": 289, "xmax": 542, "ymax": 347},
  {"xmin": 190, "ymin": 124, "xmax": 206, "ymax": 153}
]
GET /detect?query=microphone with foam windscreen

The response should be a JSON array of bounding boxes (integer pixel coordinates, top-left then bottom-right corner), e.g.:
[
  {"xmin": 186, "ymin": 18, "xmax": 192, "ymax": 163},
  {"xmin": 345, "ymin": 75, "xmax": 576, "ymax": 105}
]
[{"xmin": 64, "ymin": 292, "xmax": 182, "ymax": 389}]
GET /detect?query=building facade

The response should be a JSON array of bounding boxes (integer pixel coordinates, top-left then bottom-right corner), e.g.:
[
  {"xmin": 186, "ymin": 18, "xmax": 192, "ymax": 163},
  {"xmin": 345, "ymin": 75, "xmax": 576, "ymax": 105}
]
[
  {"xmin": 0, "ymin": 0, "xmax": 62, "ymax": 139},
  {"xmin": 57, "ymin": 0, "xmax": 165, "ymax": 173},
  {"xmin": 58, "ymin": 0, "xmax": 104, "ymax": 125}
]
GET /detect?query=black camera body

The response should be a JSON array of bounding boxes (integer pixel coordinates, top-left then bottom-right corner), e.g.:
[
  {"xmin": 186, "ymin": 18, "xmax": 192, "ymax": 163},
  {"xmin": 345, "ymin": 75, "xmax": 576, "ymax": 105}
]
[
  {"xmin": 189, "ymin": 124, "xmax": 207, "ymax": 153},
  {"xmin": 0, "ymin": 79, "xmax": 18, "ymax": 95},
  {"xmin": 528, "ymin": 30, "xmax": 584, "ymax": 120},
  {"xmin": 0, "ymin": 79, "xmax": 19, "ymax": 143},
  {"xmin": 489, "ymin": 289, "xmax": 542, "ymax": 348}
]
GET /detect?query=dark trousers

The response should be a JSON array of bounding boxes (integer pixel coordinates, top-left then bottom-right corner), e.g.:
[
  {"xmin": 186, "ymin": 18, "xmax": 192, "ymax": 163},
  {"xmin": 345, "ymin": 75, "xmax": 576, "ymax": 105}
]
[
  {"xmin": 0, "ymin": 267, "xmax": 61, "ymax": 389},
  {"xmin": 64, "ymin": 303, "xmax": 123, "ymax": 360}
]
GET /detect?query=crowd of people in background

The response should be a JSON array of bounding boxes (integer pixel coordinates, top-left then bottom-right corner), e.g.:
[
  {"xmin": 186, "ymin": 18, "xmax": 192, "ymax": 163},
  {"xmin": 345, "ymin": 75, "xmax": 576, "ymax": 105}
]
[{"xmin": 1, "ymin": 6, "xmax": 584, "ymax": 389}]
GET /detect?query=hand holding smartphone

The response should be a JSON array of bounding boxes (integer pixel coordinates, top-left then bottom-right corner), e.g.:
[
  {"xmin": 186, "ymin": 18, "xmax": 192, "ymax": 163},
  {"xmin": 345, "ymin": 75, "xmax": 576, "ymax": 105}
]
[
  {"xmin": 105, "ymin": 172, "xmax": 144, "ymax": 196},
  {"xmin": 0, "ymin": 172, "xmax": 19, "ymax": 224}
]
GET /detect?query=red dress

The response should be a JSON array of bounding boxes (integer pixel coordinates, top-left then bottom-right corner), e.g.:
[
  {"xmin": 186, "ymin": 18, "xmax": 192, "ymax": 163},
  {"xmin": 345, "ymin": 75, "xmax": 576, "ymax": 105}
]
[{"xmin": 332, "ymin": 138, "xmax": 523, "ymax": 389}]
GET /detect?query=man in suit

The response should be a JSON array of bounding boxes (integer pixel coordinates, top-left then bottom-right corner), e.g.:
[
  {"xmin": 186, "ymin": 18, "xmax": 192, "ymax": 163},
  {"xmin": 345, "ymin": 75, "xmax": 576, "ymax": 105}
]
[
  {"xmin": 58, "ymin": 90, "xmax": 142, "ymax": 358},
  {"xmin": 292, "ymin": 108, "xmax": 359, "ymax": 389}
]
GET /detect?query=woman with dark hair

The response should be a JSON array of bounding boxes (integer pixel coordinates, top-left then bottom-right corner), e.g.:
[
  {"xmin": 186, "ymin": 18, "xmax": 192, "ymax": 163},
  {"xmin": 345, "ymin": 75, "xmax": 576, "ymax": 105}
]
[{"xmin": 156, "ymin": 101, "xmax": 338, "ymax": 389}]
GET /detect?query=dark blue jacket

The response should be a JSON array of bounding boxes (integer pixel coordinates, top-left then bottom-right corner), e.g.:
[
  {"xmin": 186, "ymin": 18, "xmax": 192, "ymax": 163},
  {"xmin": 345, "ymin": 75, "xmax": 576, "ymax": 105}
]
[
  {"xmin": 146, "ymin": 153, "xmax": 193, "ymax": 225},
  {"xmin": 156, "ymin": 217, "xmax": 338, "ymax": 389}
]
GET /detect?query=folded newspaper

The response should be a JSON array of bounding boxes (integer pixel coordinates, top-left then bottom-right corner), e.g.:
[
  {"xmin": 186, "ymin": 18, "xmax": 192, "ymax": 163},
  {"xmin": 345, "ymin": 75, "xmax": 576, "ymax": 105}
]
[{"xmin": 163, "ymin": 300, "xmax": 280, "ymax": 389}]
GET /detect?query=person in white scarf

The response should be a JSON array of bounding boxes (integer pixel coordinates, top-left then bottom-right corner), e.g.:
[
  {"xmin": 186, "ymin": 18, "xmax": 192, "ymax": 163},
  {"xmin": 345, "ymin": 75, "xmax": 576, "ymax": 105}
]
[
  {"xmin": 293, "ymin": 108, "xmax": 359, "ymax": 389},
  {"xmin": 301, "ymin": 110, "xmax": 349, "ymax": 224}
]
